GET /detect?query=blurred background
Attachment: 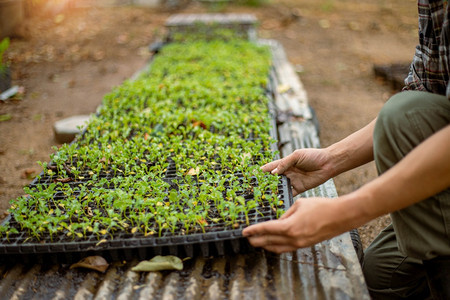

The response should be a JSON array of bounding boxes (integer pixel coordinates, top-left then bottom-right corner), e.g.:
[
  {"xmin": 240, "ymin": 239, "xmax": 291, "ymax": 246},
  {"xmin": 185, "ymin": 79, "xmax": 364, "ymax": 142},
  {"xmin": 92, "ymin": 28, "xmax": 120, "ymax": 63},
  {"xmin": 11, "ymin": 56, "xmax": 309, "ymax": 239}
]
[{"xmin": 0, "ymin": 0, "xmax": 418, "ymax": 249}]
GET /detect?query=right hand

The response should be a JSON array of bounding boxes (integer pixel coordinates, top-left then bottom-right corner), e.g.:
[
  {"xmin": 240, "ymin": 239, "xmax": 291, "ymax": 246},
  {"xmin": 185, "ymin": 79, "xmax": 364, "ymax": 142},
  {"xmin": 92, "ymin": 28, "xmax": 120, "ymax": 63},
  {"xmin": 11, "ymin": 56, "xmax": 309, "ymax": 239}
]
[{"xmin": 262, "ymin": 148, "xmax": 334, "ymax": 196}]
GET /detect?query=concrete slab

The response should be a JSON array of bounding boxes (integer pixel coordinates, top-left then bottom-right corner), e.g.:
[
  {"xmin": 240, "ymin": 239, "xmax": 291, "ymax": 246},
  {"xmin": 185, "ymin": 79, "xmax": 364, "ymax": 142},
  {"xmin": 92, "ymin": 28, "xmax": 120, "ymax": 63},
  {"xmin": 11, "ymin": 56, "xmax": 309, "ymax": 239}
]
[{"xmin": 53, "ymin": 115, "xmax": 91, "ymax": 143}]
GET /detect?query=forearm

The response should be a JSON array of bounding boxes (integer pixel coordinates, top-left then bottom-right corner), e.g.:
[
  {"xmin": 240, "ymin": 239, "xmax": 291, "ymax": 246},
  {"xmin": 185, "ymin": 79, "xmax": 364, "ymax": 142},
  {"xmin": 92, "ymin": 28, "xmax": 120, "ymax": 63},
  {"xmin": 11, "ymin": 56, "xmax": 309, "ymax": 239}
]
[
  {"xmin": 338, "ymin": 124, "xmax": 450, "ymax": 229},
  {"xmin": 244, "ymin": 125, "xmax": 450, "ymax": 253},
  {"xmin": 325, "ymin": 118, "xmax": 376, "ymax": 177}
]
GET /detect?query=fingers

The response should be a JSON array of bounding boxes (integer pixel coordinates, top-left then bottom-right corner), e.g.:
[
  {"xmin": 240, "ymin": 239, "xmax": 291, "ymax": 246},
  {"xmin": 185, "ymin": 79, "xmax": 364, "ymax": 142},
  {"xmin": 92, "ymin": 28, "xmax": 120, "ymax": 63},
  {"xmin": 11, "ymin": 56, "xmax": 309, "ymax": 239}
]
[
  {"xmin": 246, "ymin": 232, "xmax": 294, "ymax": 248},
  {"xmin": 242, "ymin": 201, "xmax": 306, "ymax": 253},
  {"xmin": 261, "ymin": 155, "xmax": 294, "ymax": 174},
  {"xmin": 262, "ymin": 151, "xmax": 301, "ymax": 175},
  {"xmin": 260, "ymin": 159, "xmax": 282, "ymax": 173},
  {"xmin": 245, "ymin": 229, "xmax": 302, "ymax": 253},
  {"xmin": 279, "ymin": 200, "xmax": 300, "ymax": 220},
  {"xmin": 291, "ymin": 185, "xmax": 301, "ymax": 197},
  {"xmin": 242, "ymin": 218, "xmax": 288, "ymax": 237}
]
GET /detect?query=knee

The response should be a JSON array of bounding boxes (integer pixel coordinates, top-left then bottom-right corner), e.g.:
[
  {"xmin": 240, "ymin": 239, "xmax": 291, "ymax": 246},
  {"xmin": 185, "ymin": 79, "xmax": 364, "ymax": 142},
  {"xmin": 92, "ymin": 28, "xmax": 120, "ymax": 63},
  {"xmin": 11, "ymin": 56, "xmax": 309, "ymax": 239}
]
[
  {"xmin": 373, "ymin": 91, "xmax": 431, "ymax": 173},
  {"xmin": 362, "ymin": 246, "xmax": 378, "ymax": 290},
  {"xmin": 374, "ymin": 91, "xmax": 421, "ymax": 142},
  {"xmin": 373, "ymin": 92, "xmax": 415, "ymax": 172}
]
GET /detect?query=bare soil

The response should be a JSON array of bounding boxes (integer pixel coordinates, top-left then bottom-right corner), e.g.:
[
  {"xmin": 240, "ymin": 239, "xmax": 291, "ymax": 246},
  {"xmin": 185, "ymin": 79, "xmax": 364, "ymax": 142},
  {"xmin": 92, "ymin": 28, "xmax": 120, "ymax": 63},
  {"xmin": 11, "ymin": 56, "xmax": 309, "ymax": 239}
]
[{"xmin": 0, "ymin": 0, "xmax": 418, "ymax": 249}]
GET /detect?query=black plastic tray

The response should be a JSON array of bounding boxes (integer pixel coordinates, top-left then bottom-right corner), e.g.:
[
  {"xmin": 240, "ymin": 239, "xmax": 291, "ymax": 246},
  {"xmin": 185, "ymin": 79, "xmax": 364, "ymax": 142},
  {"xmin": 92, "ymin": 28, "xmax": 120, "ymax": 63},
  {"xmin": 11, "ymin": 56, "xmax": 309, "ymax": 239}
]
[
  {"xmin": 0, "ymin": 42, "xmax": 291, "ymax": 263},
  {"xmin": 0, "ymin": 118, "xmax": 291, "ymax": 263},
  {"xmin": 0, "ymin": 176, "xmax": 291, "ymax": 263}
]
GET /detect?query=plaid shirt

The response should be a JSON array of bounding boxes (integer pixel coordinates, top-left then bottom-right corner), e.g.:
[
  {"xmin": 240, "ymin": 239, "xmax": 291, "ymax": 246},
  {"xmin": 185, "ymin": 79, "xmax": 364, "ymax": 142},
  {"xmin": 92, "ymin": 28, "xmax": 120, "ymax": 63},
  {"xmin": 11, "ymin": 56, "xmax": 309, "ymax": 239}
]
[{"xmin": 403, "ymin": 0, "xmax": 450, "ymax": 100}]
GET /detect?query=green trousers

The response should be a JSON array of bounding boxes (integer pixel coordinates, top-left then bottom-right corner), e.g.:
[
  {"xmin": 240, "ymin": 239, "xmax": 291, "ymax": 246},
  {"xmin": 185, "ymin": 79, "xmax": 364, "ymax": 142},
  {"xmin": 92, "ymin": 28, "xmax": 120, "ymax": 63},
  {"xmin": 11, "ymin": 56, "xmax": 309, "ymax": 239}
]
[{"xmin": 362, "ymin": 91, "xmax": 450, "ymax": 299}]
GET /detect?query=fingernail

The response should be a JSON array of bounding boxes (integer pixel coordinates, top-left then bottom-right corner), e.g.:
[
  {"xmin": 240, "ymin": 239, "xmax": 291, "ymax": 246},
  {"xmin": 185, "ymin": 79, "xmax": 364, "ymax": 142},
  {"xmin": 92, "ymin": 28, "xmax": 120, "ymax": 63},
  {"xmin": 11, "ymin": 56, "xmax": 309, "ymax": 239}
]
[{"xmin": 271, "ymin": 168, "xmax": 278, "ymax": 174}]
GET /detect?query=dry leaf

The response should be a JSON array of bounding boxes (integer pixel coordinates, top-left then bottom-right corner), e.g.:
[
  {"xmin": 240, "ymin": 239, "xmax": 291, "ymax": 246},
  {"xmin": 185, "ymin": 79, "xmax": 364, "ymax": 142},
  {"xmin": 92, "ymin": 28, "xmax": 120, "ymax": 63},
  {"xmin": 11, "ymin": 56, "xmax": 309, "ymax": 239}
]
[
  {"xmin": 54, "ymin": 14, "xmax": 65, "ymax": 24},
  {"xmin": 241, "ymin": 153, "xmax": 252, "ymax": 165},
  {"xmin": 131, "ymin": 255, "xmax": 183, "ymax": 272},
  {"xmin": 21, "ymin": 168, "xmax": 36, "ymax": 179},
  {"xmin": 185, "ymin": 167, "xmax": 200, "ymax": 176},
  {"xmin": 197, "ymin": 218, "xmax": 208, "ymax": 226},
  {"xmin": 319, "ymin": 19, "xmax": 331, "ymax": 29},
  {"xmin": 192, "ymin": 120, "xmax": 207, "ymax": 129},
  {"xmin": 0, "ymin": 114, "xmax": 12, "ymax": 122},
  {"xmin": 96, "ymin": 239, "xmax": 108, "ymax": 247},
  {"xmin": 70, "ymin": 256, "xmax": 109, "ymax": 273},
  {"xmin": 56, "ymin": 177, "xmax": 72, "ymax": 183},
  {"xmin": 277, "ymin": 84, "xmax": 291, "ymax": 94}
]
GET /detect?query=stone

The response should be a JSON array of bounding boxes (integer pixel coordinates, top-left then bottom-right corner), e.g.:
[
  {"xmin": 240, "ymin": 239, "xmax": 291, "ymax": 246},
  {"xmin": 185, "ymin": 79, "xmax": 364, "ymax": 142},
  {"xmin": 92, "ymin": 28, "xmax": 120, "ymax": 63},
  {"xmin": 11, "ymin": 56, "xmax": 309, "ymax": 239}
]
[
  {"xmin": 53, "ymin": 115, "xmax": 91, "ymax": 143},
  {"xmin": 133, "ymin": 0, "xmax": 160, "ymax": 7}
]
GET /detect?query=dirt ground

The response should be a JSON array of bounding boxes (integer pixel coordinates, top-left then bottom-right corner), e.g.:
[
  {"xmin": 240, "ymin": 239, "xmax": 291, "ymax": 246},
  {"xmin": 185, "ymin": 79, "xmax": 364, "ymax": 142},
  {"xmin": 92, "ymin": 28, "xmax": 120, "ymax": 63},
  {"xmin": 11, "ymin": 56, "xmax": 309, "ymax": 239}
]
[{"xmin": 0, "ymin": 0, "xmax": 418, "ymax": 249}]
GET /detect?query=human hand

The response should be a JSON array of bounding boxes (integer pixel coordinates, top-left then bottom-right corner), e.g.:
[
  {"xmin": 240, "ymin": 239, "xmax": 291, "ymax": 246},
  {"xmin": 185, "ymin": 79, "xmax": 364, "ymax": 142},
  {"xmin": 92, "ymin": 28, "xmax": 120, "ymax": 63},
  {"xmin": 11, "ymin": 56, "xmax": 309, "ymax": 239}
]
[
  {"xmin": 242, "ymin": 197, "xmax": 345, "ymax": 253},
  {"xmin": 262, "ymin": 148, "xmax": 333, "ymax": 196}
]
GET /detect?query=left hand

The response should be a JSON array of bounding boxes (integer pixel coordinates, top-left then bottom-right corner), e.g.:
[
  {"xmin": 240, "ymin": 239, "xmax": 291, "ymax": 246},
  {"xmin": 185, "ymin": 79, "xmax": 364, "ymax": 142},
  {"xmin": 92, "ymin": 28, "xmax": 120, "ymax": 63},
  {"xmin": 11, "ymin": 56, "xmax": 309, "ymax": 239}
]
[{"xmin": 242, "ymin": 197, "xmax": 345, "ymax": 253}]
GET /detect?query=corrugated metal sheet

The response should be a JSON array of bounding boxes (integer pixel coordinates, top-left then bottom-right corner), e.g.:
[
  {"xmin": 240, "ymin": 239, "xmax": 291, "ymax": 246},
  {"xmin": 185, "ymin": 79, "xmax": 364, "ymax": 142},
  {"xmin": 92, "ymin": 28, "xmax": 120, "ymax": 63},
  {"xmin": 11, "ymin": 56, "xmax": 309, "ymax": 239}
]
[
  {"xmin": 0, "ymin": 14, "xmax": 369, "ymax": 299},
  {"xmin": 0, "ymin": 243, "xmax": 367, "ymax": 299}
]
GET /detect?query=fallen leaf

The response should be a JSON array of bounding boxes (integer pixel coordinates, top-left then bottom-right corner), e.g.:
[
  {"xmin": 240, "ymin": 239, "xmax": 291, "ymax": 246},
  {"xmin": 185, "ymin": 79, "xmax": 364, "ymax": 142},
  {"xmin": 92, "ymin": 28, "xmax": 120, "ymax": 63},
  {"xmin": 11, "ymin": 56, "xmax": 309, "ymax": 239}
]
[
  {"xmin": 96, "ymin": 239, "xmax": 108, "ymax": 247},
  {"xmin": 261, "ymin": 19, "xmax": 279, "ymax": 30},
  {"xmin": 54, "ymin": 14, "xmax": 65, "ymax": 24},
  {"xmin": 196, "ymin": 218, "xmax": 208, "ymax": 226},
  {"xmin": 55, "ymin": 177, "xmax": 72, "ymax": 183},
  {"xmin": 0, "ymin": 114, "xmax": 12, "ymax": 122},
  {"xmin": 70, "ymin": 256, "xmax": 109, "ymax": 273},
  {"xmin": 192, "ymin": 120, "xmax": 207, "ymax": 129},
  {"xmin": 185, "ymin": 167, "xmax": 200, "ymax": 176},
  {"xmin": 319, "ymin": 19, "xmax": 330, "ymax": 29},
  {"xmin": 116, "ymin": 34, "xmax": 129, "ymax": 44},
  {"xmin": 277, "ymin": 84, "xmax": 291, "ymax": 94},
  {"xmin": 131, "ymin": 255, "xmax": 183, "ymax": 272},
  {"xmin": 241, "ymin": 153, "xmax": 252, "ymax": 165},
  {"xmin": 348, "ymin": 21, "xmax": 360, "ymax": 31},
  {"xmin": 21, "ymin": 168, "xmax": 36, "ymax": 179},
  {"xmin": 92, "ymin": 50, "xmax": 105, "ymax": 61}
]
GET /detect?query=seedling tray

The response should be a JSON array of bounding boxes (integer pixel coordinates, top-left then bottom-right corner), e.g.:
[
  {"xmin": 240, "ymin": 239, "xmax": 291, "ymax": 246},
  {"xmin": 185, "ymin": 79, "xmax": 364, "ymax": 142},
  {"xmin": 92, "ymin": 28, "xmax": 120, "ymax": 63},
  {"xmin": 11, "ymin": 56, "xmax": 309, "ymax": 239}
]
[
  {"xmin": 0, "ymin": 175, "xmax": 291, "ymax": 263},
  {"xmin": 0, "ymin": 39, "xmax": 291, "ymax": 263},
  {"xmin": 0, "ymin": 139, "xmax": 290, "ymax": 264}
]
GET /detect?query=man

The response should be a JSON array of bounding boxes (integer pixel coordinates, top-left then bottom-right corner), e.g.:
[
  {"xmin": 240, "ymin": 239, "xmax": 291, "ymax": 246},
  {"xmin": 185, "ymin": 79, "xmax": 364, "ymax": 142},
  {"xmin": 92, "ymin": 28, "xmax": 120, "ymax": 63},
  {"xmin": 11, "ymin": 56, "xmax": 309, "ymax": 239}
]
[{"xmin": 242, "ymin": 0, "xmax": 450, "ymax": 298}]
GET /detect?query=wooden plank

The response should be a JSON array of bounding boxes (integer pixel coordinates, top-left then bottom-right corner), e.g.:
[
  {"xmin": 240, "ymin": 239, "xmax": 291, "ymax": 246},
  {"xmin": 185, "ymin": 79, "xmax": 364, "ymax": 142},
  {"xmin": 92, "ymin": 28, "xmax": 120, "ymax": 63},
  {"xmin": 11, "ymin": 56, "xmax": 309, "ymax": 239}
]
[
  {"xmin": 267, "ymin": 38, "xmax": 370, "ymax": 298},
  {"xmin": 260, "ymin": 40, "xmax": 311, "ymax": 119}
]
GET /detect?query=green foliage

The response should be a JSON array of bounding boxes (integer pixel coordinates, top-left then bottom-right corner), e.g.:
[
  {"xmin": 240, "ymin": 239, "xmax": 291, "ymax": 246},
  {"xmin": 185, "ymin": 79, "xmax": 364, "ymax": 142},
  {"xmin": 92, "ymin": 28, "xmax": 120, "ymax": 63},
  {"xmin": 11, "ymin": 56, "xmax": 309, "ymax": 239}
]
[
  {"xmin": 0, "ymin": 37, "xmax": 10, "ymax": 74},
  {"xmin": 170, "ymin": 27, "xmax": 250, "ymax": 43},
  {"xmin": 236, "ymin": 0, "xmax": 270, "ymax": 7},
  {"xmin": 320, "ymin": 0, "xmax": 334, "ymax": 12},
  {"xmin": 2, "ymin": 38, "xmax": 285, "ymax": 241}
]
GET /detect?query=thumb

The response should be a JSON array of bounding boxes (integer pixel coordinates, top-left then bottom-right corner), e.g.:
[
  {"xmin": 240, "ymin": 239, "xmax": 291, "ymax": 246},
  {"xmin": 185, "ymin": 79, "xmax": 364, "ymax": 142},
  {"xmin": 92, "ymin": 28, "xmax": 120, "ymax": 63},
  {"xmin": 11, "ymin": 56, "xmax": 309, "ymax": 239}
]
[{"xmin": 279, "ymin": 199, "xmax": 300, "ymax": 220}]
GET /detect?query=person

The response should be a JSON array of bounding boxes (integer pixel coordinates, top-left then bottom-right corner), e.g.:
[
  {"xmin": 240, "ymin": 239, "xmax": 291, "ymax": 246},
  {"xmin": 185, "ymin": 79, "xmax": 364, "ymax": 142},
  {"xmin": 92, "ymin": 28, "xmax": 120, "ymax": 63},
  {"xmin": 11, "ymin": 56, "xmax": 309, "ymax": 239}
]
[{"xmin": 242, "ymin": 0, "xmax": 450, "ymax": 298}]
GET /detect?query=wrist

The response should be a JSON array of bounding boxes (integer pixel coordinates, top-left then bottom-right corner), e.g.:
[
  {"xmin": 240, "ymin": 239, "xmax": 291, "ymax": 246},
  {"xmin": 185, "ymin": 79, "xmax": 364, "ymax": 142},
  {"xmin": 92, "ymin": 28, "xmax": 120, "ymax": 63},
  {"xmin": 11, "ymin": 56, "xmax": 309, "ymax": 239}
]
[
  {"xmin": 323, "ymin": 143, "xmax": 347, "ymax": 178},
  {"xmin": 338, "ymin": 185, "xmax": 384, "ymax": 229},
  {"xmin": 333, "ymin": 197, "xmax": 368, "ymax": 231}
]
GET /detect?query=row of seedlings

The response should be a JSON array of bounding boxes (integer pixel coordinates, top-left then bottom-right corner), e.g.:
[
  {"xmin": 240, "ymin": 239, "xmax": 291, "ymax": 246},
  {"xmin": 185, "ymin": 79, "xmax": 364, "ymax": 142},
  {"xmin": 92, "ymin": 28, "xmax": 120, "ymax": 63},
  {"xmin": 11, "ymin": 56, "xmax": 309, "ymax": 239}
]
[{"xmin": 0, "ymin": 37, "xmax": 287, "ymax": 245}]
